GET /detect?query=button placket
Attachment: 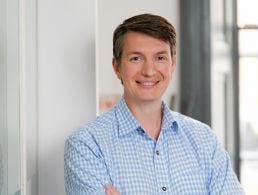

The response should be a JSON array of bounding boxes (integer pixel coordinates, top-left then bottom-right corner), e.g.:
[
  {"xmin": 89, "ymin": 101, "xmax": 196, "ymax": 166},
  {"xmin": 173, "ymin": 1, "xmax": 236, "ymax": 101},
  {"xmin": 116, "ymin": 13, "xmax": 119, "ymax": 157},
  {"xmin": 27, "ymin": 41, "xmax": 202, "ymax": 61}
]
[{"xmin": 154, "ymin": 134, "xmax": 170, "ymax": 193}]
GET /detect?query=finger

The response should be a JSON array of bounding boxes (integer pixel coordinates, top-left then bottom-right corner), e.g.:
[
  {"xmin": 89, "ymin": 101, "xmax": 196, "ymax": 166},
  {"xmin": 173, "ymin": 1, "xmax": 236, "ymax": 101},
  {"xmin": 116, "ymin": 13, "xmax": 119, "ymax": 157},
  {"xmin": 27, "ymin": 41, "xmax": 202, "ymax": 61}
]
[
  {"xmin": 104, "ymin": 185, "xmax": 120, "ymax": 195},
  {"xmin": 105, "ymin": 185, "xmax": 118, "ymax": 195},
  {"xmin": 104, "ymin": 186, "xmax": 114, "ymax": 195}
]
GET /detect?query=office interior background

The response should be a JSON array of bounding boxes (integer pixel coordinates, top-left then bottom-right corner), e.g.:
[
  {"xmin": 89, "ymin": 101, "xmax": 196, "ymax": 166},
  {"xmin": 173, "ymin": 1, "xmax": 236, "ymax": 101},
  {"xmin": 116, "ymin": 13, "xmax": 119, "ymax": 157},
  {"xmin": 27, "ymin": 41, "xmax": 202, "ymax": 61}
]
[{"xmin": 0, "ymin": 0, "xmax": 257, "ymax": 194}]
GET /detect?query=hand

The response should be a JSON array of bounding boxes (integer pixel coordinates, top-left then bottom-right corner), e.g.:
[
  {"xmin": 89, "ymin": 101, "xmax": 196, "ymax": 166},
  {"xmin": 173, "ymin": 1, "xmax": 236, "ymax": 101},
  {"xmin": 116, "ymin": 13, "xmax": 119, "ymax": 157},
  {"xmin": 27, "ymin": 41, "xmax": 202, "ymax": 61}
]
[{"xmin": 104, "ymin": 185, "xmax": 120, "ymax": 195}]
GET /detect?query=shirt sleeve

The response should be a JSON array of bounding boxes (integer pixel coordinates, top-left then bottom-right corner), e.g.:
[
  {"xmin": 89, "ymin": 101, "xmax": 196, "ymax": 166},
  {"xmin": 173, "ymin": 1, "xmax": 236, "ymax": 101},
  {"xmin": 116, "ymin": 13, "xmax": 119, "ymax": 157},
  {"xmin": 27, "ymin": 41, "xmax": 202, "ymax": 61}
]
[
  {"xmin": 208, "ymin": 133, "xmax": 245, "ymax": 194},
  {"xmin": 64, "ymin": 130, "xmax": 111, "ymax": 195}
]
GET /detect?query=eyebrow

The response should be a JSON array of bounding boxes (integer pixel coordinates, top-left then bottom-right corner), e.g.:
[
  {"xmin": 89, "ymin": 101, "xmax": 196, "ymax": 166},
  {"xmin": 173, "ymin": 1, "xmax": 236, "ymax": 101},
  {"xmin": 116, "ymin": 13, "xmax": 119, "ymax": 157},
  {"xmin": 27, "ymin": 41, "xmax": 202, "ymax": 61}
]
[
  {"xmin": 126, "ymin": 51, "xmax": 169, "ymax": 56},
  {"xmin": 156, "ymin": 51, "xmax": 169, "ymax": 55},
  {"xmin": 126, "ymin": 52, "xmax": 142, "ymax": 55}
]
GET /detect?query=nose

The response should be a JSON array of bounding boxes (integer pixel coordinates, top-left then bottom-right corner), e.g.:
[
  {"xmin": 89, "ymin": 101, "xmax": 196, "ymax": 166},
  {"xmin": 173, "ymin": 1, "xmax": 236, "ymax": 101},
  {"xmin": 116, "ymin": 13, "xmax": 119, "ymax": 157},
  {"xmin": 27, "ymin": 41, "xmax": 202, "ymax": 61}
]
[{"xmin": 141, "ymin": 59, "xmax": 156, "ymax": 76}]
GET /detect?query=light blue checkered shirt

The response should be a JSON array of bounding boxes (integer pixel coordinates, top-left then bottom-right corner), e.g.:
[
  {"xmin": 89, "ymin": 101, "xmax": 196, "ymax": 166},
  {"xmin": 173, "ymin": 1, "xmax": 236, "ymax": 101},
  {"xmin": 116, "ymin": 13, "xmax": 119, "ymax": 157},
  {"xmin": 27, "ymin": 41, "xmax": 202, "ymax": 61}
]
[{"xmin": 64, "ymin": 97, "xmax": 244, "ymax": 194}]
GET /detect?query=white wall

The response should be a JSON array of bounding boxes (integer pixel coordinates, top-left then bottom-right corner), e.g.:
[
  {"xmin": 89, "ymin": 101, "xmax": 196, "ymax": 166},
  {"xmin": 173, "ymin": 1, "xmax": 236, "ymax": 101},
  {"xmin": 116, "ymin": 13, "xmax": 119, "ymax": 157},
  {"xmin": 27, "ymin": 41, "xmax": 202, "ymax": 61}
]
[
  {"xmin": 37, "ymin": 0, "xmax": 96, "ymax": 194},
  {"xmin": 97, "ymin": 0, "xmax": 180, "ymax": 109}
]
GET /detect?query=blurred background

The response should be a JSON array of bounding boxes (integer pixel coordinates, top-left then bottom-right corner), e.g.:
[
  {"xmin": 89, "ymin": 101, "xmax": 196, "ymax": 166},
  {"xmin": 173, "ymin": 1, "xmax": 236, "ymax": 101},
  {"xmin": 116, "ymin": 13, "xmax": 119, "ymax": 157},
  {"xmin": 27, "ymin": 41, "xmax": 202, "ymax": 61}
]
[{"xmin": 0, "ymin": 0, "xmax": 257, "ymax": 194}]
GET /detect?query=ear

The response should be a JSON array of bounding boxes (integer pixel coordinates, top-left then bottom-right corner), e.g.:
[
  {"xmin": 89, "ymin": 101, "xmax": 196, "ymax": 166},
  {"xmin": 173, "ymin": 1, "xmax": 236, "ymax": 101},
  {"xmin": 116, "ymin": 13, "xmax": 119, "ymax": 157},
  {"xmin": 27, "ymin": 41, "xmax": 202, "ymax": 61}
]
[
  {"xmin": 172, "ymin": 55, "xmax": 176, "ymax": 68},
  {"xmin": 170, "ymin": 55, "xmax": 176, "ymax": 76},
  {"xmin": 112, "ymin": 58, "xmax": 122, "ymax": 80}
]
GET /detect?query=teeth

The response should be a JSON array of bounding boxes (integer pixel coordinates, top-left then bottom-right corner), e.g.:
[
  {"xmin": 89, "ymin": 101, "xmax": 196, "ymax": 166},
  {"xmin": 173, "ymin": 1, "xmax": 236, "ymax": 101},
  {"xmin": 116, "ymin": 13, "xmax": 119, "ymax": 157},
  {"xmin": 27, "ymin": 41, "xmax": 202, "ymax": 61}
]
[{"xmin": 140, "ymin": 81, "xmax": 156, "ymax": 86}]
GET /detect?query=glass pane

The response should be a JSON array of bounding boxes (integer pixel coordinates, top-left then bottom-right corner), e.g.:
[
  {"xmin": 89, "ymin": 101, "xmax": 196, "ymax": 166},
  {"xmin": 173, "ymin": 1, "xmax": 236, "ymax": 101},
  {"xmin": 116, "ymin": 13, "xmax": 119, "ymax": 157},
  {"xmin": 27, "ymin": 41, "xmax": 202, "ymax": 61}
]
[
  {"xmin": 239, "ymin": 30, "xmax": 258, "ymax": 56},
  {"xmin": 0, "ymin": 0, "xmax": 21, "ymax": 194},
  {"xmin": 239, "ymin": 57, "xmax": 258, "ymax": 195},
  {"xmin": 239, "ymin": 57, "xmax": 258, "ymax": 153},
  {"xmin": 241, "ymin": 160, "xmax": 258, "ymax": 195},
  {"xmin": 238, "ymin": 0, "xmax": 258, "ymax": 26}
]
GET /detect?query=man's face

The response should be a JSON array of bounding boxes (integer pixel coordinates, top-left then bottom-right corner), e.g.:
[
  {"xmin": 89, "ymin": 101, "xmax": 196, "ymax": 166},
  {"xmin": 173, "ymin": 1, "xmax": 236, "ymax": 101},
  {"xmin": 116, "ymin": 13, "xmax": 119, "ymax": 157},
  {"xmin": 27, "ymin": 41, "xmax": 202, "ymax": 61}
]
[{"xmin": 113, "ymin": 32, "xmax": 176, "ymax": 105}]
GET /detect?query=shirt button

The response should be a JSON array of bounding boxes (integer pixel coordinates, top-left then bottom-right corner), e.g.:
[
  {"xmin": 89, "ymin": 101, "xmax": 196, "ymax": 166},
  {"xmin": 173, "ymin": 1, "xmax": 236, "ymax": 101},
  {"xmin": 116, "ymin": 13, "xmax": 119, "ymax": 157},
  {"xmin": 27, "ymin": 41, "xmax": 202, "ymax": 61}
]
[
  {"xmin": 156, "ymin": 150, "xmax": 160, "ymax": 155},
  {"xmin": 162, "ymin": 186, "xmax": 167, "ymax": 191}
]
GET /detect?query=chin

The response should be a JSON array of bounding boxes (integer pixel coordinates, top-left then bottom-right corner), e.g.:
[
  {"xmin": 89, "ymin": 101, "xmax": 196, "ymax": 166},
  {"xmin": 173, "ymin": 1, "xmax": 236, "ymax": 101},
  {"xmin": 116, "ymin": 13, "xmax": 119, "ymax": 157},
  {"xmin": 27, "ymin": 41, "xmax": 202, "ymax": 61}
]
[{"xmin": 137, "ymin": 95, "xmax": 162, "ymax": 102}]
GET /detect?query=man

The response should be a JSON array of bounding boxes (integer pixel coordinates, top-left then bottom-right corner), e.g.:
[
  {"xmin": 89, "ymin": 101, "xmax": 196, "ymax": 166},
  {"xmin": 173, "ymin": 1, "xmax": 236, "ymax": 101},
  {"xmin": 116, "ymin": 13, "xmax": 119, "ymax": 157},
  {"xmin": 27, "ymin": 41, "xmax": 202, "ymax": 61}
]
[{"xmin": 64, "ymin": 14, "xmax": 244, "ymax": 194}]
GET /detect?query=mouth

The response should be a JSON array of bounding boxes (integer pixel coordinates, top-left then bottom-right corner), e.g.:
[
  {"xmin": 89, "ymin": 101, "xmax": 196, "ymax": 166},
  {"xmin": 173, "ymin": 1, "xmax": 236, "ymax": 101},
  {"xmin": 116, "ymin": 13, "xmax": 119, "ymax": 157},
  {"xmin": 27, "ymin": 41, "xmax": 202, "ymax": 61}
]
[{"xmin": 136, "ymin": 80, "xmax": 159, "ymax": 88}]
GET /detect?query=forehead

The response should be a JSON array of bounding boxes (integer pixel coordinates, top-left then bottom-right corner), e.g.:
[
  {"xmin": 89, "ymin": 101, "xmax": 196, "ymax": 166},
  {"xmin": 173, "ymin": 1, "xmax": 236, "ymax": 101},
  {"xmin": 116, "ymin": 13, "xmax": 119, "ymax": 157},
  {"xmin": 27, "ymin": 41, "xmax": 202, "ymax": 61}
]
[{"xmin": 122, "ymin": 32, "xmax": 171, "ymax": 54}]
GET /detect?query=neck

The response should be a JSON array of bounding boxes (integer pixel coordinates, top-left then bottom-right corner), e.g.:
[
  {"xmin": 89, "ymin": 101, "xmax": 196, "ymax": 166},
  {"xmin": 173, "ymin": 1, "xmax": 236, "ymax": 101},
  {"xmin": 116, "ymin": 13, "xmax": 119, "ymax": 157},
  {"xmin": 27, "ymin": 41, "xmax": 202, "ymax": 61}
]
[{"xmin": 124, "ymin": 98, "xmax": 163, "ymax": 140}]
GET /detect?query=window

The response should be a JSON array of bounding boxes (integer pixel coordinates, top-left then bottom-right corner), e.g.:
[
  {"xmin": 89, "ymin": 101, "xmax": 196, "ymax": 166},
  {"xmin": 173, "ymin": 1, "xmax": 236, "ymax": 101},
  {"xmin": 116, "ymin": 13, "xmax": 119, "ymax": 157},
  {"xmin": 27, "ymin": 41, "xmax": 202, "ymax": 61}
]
[{"xmin": 238, "ymin": 0, "xmax": 258, "ymax": 194}]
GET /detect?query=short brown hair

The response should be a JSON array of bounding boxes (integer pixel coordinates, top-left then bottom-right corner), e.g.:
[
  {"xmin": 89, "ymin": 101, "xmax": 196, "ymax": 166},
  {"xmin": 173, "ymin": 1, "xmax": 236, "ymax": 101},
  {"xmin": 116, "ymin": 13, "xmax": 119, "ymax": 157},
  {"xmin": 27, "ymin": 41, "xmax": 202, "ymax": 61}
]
[{"xmin": 113, "ymin": 13, "xmax": 176, "ymax": 63}]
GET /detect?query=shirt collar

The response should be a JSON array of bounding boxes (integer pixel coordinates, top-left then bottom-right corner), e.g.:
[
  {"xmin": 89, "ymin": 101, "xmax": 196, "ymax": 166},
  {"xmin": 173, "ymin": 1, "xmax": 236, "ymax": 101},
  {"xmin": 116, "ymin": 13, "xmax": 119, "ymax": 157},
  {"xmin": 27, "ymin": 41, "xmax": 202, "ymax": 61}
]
[
  {"xmin": 115, "ymin": 97, "xmax": 178, "ymax": 137},
  {"xmin": 115, "ymin": 97, "xmax": 141, "ymax": 137},
  {"xmin": 161, "ymin": 101, "xmax": 178, "ymax": 132}
]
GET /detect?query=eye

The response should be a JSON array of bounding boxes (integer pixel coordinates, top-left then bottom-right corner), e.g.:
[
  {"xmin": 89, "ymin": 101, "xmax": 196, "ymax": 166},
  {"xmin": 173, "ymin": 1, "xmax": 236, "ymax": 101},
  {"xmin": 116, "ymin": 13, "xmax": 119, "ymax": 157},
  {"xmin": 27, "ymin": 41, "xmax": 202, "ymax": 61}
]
[
  {"xmin": 156, "ymin": 55, "xmax": 168, "ymax": 61},
  {"xmin": 129, "ymin": 55, "xmax": 142, "ymax": 63}
]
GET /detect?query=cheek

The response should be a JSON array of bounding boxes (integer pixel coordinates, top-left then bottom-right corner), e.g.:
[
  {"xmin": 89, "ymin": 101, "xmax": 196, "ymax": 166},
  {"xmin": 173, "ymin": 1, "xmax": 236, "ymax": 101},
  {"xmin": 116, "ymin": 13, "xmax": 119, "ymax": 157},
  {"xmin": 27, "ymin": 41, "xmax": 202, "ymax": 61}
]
[
  {"xmin": 121, "ymin": 67, "xmax": 138, "ymax": 79},
  {"xmin": 159, "ymin": 66, "xmax": 172, "ymax": 78}
]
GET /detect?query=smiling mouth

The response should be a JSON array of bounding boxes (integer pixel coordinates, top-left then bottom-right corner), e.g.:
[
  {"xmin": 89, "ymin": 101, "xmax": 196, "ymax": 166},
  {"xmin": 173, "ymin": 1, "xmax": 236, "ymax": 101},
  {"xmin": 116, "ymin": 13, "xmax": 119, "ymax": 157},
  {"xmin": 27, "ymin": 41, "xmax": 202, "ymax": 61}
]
[{"xmin": 136, "ymin": 81, "xmax": 159, "ymax": 87}]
